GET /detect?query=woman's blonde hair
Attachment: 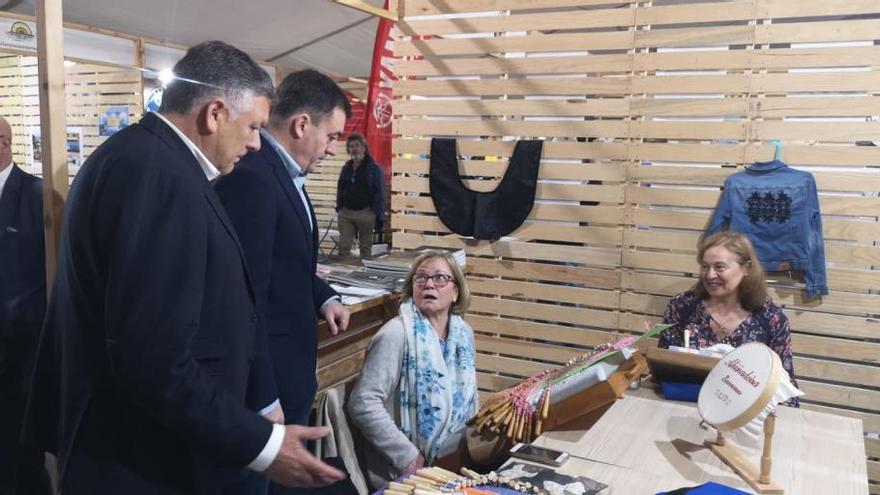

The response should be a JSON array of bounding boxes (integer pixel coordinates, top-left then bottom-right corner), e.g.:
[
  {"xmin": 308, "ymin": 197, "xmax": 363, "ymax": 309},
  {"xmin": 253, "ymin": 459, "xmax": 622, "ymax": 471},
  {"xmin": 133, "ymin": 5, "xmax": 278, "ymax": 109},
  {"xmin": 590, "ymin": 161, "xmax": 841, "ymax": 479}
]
[
  {"xmin": 402, "ymin": 250, "xmax": 471, "ymax": 314},
  {"xmin": 693, "ymin": 231, "xmax": 768, "ymax": 312}
]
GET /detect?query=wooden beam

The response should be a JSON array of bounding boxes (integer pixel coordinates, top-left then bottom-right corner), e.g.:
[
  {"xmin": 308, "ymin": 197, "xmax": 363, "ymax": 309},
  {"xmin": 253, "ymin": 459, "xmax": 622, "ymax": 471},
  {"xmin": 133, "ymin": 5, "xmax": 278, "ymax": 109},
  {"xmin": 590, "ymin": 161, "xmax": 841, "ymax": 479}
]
[
  {"xmin": 36, "ymin": 0, "xmax": 68, "ymax": 289},
  {"xmin": 334, "ymin": 0, "xmax": 398, "ymax": 21}
]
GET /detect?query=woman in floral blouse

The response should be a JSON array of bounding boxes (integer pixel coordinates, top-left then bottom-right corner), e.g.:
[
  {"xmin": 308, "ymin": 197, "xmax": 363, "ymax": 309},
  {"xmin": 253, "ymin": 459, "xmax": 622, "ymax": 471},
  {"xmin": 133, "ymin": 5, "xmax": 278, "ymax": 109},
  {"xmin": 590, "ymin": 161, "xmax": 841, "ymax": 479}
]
[
  {"xmin": 348, "ymin": 251, "xmax": 477, "ymax": 489},
  {"xmin": 658, "ymin": 231, "xmax": 798, "ymax": 406}
]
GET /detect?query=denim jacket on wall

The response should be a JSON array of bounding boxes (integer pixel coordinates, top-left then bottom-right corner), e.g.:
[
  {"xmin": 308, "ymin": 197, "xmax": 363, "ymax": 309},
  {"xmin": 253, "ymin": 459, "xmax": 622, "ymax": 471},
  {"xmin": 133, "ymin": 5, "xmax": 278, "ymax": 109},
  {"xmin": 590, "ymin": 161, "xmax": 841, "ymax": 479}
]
[{"xmin": 707, "ymin": 160, "xmax": 828, "ymax": 298}]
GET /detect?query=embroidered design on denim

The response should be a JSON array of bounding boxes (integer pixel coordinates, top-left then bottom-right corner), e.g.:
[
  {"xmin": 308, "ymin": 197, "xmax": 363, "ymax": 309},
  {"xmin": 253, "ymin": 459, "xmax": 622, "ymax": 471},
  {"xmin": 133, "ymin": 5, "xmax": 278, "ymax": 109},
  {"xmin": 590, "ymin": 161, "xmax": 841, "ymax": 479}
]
[
  {"xmin": 746, "ymin": 192, "xmax": 762, "ymax": 223},
  {"xmin": 775, "ymin": 192, "xmax": 792, "ymax": 223},
  {"xmin": 746, "ymin": 191, "xmax": 791, "ymax": 225}
]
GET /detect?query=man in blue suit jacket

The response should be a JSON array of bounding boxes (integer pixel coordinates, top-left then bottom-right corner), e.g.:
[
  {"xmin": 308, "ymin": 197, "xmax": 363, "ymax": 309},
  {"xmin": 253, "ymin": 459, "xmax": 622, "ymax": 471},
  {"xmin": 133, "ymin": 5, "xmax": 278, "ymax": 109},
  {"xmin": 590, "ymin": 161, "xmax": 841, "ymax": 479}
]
[
  {"xmin": 0, "ymin": 116, "xmax": 51, "ymax": 495},
  {"xmin": 215, "ymin": 70, "xmax": 351, "ymax": 431},
  {"xmin": 24, "ymin": 43, "xmax": 343, "ymax": 494},
  {"xmin": 215, "ymin": 69, "xmax": 352, "ymax": 495}
]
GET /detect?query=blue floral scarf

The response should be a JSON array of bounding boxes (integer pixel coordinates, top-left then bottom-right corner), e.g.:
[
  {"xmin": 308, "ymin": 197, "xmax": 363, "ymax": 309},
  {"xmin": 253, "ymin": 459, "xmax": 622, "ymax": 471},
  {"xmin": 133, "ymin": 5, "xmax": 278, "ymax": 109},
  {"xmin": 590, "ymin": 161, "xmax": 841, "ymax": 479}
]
[{"xmin": 398, "ymin": 299, "xmax": 477, "ymax": 463}]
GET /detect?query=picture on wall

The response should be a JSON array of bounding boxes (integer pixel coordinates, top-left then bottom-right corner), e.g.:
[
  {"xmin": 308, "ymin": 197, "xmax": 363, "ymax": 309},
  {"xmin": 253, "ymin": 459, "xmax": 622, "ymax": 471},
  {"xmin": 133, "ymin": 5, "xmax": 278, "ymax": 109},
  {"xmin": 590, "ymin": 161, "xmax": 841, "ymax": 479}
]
[
  {"xmin": 30, "ymin": 127, "xmax": 40, "ymax": 166},
  {"xmin": 30, "ymin": 126, "xmax": 84, "ymax": 169},
  {"xmin": 99, "ymin": 106, "xmax": 129, "ymax": 136},
  {"xmin": 67, "ymin": 127, "xmax": 82, "ymax": 169}
]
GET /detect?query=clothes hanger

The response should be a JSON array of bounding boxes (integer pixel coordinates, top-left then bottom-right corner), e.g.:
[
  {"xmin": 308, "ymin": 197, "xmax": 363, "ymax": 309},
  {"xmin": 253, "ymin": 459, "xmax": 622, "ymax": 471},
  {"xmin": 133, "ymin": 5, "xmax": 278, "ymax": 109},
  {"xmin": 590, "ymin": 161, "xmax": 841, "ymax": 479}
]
[{"xmin": 768, "ymin": 140, "xmax": 783, "ymax": 161}]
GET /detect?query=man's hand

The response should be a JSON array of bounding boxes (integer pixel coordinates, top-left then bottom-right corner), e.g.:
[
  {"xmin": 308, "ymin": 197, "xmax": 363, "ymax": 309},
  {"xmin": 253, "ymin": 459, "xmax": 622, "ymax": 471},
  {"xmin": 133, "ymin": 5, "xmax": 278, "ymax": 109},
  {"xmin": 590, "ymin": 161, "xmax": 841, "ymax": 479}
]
[
  {"xmin": 263, "ymin": 425, "xmax": 345, "ymax": 487},
  {"xmin": 321, "ymin": 300, "xmax": 350, "ymax": 336},
  {"xmin": 263, "ymin": 403, "xmax": 284, "ymax": 425}
]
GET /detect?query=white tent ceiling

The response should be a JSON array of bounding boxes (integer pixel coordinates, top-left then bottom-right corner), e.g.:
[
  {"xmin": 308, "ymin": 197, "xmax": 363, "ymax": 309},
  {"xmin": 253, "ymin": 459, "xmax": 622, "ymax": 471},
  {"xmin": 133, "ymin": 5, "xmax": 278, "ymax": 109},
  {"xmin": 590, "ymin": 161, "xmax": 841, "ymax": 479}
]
[{"xmin": 2, "ymin": 0, "xmax": 384, "ymax": 78}]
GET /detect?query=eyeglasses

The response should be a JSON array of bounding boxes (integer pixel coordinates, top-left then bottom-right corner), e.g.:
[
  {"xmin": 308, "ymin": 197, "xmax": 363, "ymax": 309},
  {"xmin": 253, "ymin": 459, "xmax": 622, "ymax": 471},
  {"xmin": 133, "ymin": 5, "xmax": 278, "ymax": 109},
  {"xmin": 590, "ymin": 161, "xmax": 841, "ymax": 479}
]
[{"xmin": 413, "ymin": 273, "xmax": 454, "ymax": 288}]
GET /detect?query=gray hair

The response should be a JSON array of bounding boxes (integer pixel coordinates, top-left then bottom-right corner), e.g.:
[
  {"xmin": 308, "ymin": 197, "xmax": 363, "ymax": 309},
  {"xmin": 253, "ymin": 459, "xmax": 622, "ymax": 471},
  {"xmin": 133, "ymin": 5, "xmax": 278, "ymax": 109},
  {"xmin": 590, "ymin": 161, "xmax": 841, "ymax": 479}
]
[{"xmin": 159, "ymin": 40, "xmax": 274, "ymax": 116}]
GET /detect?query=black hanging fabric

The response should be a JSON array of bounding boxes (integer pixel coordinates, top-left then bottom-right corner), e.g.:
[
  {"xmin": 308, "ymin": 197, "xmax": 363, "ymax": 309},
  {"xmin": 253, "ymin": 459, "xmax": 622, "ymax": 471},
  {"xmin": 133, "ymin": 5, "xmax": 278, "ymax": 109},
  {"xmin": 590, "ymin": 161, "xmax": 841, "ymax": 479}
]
[{"xmin": 429, "ymin": 138, "xmax": 543, "ymax": 240}]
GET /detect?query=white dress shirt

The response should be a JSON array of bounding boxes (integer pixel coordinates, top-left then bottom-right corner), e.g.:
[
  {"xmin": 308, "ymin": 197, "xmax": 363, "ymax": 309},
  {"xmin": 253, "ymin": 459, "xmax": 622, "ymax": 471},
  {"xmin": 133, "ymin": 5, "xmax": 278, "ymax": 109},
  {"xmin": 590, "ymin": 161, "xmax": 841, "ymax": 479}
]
[{"xmin": 0, "ymin": 162, "xmax": 13, "ymax": 203}]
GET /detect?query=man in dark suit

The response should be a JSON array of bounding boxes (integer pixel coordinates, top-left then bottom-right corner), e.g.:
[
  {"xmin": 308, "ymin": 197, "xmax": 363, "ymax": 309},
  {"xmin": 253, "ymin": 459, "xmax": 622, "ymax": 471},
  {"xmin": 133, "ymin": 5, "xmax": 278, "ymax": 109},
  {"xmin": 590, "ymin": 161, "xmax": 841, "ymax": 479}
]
[
  {"xmin": 214, "ymin": 70, "xmax": 352, "ymax": 491},
  {"xmin": 24, "ymin": 42, "xmax": 344, "ymax": 495},
  {"xmin": 0, "ymin": 116, "xmax": 51, "ymax": 495}
]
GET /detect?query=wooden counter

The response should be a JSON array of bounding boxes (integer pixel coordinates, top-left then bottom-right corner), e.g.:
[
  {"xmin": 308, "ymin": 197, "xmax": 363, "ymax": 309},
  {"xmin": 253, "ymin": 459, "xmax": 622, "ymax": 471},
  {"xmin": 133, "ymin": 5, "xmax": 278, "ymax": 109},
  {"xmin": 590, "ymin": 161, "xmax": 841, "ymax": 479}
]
[
  {"xmin": 529, "ymin": 394, "xmax": 868, "ymax": 494},
  {"xmin": 315, "ymin": 294, "xmax": 400, "ymax": 400}
]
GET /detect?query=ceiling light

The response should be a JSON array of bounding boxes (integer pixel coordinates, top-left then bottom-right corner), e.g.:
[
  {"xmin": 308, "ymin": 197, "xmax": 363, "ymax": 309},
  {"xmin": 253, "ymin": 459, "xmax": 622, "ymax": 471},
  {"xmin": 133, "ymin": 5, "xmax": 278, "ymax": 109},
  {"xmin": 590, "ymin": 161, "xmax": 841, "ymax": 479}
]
[{"xmin": 158, "ymin": 68, "xmax": 175, "ymax": 86}]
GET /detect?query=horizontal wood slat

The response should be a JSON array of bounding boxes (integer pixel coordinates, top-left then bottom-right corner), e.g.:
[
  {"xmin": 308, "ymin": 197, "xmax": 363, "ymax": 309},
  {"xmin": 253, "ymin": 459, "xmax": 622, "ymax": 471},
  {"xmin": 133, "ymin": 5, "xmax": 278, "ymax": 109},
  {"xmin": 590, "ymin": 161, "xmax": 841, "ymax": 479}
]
[
  {"xmin": 402, "ymin": 8, "xmax": 636, "ymax": 36},
  {"xmin": 396, "ymin": 31, "xmax": 635, "ymax": 57},
  {"xmin": 404, "ymin": 0, "xmax": 631, "ymax": 16}
]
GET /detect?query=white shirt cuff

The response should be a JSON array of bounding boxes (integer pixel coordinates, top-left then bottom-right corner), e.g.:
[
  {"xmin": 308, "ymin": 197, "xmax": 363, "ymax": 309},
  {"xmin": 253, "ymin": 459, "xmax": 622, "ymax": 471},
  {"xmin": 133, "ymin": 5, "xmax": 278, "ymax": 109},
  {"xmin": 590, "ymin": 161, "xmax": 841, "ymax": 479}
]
[
  {"xmin": 259, "ymin": 399, "xmax": 281, "ymax": 417},
  {"xmin": 247, "ymin": 423, "xmax": 285, "ymax": 472},
  {"xmin": 319, "ymin": 295, "xmax": 342, "ymax": 312}
]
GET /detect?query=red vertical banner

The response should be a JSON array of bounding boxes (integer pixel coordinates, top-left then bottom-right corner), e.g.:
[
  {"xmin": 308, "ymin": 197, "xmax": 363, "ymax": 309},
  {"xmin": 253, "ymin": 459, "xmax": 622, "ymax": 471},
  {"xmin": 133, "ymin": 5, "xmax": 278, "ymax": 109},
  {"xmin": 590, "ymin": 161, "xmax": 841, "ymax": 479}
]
[{"xmin": 364, "ymin": 0, "xmax": 395, "ymax": 181}]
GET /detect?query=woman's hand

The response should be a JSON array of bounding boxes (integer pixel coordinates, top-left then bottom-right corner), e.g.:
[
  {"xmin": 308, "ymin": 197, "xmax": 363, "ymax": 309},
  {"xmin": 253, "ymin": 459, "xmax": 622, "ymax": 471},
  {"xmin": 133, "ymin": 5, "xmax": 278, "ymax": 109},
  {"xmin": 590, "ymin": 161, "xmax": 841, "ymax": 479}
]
[{"xmin": 401, "ymin": 452, "xmax": 425, "ymax": 475}]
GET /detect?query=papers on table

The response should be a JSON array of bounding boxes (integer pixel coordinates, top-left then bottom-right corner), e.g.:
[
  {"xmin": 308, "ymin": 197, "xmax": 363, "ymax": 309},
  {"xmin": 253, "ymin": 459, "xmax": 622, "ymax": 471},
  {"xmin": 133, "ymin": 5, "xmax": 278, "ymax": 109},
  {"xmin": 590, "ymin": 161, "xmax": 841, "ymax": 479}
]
[{"xmin": 330, "ymin": 283, "xmax": 389, "ymax": 305}]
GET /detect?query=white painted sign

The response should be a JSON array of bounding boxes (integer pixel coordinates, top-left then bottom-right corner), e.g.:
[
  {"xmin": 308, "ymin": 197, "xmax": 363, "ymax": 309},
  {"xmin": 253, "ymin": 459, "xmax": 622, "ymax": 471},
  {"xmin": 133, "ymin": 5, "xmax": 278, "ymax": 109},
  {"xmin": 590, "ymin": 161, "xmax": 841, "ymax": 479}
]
[
  {"xmin": 0, "ymin": 19, "xmax": 37, "ymax": 52},
  {"xmin": 698, "ymin": 342, "xmax": 781, "ymax": 431}
]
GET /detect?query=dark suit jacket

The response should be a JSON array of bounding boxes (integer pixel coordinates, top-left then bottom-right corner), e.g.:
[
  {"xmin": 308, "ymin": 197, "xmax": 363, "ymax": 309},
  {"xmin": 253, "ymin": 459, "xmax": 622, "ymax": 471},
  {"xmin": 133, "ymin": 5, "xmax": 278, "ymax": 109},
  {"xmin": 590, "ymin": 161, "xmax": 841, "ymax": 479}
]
[
  {"xmin": 0, "ymin": 164, "xmax": 46, "ymax": 491},
  {"xmin": 214, "ymin": 133, "xmax": 337, "ymax": 425},
  {"xmin": 25, "ymin": 113, "xmax": 272, "ymax": 495},
  {"xmin": 0, "ymin": 164, "xmax": 45, "ymax": 340}
]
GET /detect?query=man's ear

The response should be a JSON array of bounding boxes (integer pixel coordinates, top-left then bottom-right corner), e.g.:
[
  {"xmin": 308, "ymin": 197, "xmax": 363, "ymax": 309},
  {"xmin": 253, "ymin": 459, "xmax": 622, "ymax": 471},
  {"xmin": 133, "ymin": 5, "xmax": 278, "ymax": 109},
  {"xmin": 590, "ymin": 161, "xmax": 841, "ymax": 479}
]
[
  {"xmin": 288, "ymin": 113, "xmax": 310, "ymax": 140},
  {"xmin": 202, "ymin": 98, "xmax": 227, "ymax": 134}
]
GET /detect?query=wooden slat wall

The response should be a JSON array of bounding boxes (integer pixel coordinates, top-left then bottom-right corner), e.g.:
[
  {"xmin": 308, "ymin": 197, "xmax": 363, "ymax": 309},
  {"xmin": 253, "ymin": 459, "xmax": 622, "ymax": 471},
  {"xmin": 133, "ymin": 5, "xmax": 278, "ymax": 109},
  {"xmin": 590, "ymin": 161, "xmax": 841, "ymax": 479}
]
[
  {"xmin": 0, "ymin": 55, "xmax": 28, "ymax": 166},
  {"xmin": 0, "ymin": 54, "xmax": 143, "ymax": 175},
  {"xmin": 312, "ymin": 155, "xmax": 346, "ymax": 255},
  {"xmin": 395, "ymin": 0, "xmax": 880, "ymax": 488}
]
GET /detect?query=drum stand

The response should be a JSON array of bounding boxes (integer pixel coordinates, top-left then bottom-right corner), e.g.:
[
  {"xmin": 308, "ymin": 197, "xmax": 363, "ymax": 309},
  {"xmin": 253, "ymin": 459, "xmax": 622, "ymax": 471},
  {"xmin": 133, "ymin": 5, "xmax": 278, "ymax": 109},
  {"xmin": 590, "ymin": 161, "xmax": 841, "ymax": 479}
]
[{"xmin": 704, "ymin": 412, "xmax": 784, "ymax": 494}]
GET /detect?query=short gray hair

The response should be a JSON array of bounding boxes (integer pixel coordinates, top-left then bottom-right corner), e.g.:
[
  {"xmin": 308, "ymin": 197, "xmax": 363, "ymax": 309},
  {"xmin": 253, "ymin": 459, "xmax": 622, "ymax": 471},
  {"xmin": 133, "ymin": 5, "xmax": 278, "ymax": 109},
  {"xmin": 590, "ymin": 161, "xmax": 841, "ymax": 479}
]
[
  {"xmin": 159, "ymin": 40, "xmax": 274, "ymax": 115},
  {"xmin": 402, "ymin": 250, "xmax": 471, "ymax": 315}
]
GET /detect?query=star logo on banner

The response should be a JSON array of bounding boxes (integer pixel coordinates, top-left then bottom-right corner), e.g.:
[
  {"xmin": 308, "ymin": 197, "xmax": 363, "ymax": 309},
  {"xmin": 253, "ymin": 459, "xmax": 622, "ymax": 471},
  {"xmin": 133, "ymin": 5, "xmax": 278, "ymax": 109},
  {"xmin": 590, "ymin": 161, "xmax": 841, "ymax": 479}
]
[{"xmin": 373, "ymin": 93, "xmax": 393, "ymax": 129}]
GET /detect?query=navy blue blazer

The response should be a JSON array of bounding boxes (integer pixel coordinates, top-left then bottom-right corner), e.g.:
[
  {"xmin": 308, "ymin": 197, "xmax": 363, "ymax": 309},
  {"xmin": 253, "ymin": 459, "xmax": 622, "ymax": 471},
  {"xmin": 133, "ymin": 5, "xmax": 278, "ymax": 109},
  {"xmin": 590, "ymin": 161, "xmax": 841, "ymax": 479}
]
[
  {"xmin": 25, "ymin": 113, "xmax": 272, "ymax": 495},
  {"xmin": 0, "ymin": 164, "xmax": 47, "ymax": 492},
  {"xmin": 215, "ymin": 133, "xmax": 338, "ymax": 425},
  {"xmin": 0, "ymin": 164, "xmax": 45, "ymax": 339}
]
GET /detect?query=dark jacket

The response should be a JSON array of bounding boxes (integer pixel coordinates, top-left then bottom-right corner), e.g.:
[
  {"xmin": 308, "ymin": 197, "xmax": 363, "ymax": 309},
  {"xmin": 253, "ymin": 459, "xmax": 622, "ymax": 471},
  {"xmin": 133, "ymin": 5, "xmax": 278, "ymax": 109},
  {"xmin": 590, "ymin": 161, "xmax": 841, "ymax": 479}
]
[
  {"xmin": 0, "ymin": 164, "xmax": 45, "ymax": 340},
  {"xmin": 0, "ymin": 164, "xmax": 47, "ymax": 493},
  {"xmin": 335, "ymin": 153, "xmax": 385, "ymax": 226},
  {"xmin": 25, "ymin": 112, "xmax": 271, "ymax": 495},
  {"xmin": 215, "ymin": 133, "xmax": 338, "ymax": 425}
]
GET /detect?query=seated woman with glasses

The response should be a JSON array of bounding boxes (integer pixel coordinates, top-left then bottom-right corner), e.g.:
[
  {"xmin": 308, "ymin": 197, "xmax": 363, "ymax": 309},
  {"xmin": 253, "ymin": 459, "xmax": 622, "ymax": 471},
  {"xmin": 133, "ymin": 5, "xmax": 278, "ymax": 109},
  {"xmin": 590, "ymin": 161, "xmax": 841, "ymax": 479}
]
[{"xmin": 348, "ymin": 250, "xmax": 477, "ymax": 489}]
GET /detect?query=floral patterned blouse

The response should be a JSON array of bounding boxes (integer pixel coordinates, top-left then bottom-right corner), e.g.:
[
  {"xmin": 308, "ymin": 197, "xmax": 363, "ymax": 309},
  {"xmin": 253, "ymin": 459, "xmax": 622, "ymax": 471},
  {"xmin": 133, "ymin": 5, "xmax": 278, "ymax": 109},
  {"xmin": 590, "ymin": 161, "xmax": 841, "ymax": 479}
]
[{"xmin": 658, "ymin": 289, "xmax": 799, "ymax": 407}]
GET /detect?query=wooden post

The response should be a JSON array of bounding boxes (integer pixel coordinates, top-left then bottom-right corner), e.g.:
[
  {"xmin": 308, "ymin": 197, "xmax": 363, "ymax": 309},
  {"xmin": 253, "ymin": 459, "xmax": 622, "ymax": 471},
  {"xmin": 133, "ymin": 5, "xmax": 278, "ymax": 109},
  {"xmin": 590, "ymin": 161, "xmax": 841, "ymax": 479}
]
[
  {"xmin": 760, "ymin": 412, "xmax": 776, "ymax": 484},
  {"xmin": 334, "ymin": 0, "xmax": 398, "ymax": 21},
  {"xmin": 36, "ymin": 0, "xmax": 68, "ymax": 291}
]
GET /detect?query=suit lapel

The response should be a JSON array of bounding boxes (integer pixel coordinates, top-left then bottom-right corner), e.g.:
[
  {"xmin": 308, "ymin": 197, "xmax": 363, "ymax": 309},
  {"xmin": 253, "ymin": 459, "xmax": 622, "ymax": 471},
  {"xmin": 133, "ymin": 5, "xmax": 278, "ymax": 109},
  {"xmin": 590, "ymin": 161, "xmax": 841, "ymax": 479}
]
[
  {"xmin": 202, "ymin": 188, "xmax": 256, "ymax": 293},
  {"xmin": 302, "ymin": 185, "xmax": 319, "ymax": 257},
  {"xmin": 264, "ymin": 144, "xmax": 312, "ymax": 246},
  {"xmin": 140, "ymin": 113, "xmax": 256, "ymax": 301}
]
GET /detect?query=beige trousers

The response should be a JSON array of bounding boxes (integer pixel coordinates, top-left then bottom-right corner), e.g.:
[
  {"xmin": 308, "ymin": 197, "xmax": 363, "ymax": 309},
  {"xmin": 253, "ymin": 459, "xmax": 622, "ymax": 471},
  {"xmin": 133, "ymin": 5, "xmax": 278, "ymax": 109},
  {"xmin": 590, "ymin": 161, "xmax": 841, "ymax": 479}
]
[{"xmin": 338, "ymin": 207, "xmax": 375, "ymax": 258}]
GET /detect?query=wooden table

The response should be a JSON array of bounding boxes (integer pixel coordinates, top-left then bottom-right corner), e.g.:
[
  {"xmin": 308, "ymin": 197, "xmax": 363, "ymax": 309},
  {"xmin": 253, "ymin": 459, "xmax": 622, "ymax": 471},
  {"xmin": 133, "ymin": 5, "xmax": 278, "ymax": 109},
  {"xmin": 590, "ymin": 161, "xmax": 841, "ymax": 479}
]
[
  {"xmin": 315, "ymin": 293, "xmax": 399, "ymax": 400},
  {"xmin": 529, "ymin": 394, "xmax": 868, "ymax": 494}
]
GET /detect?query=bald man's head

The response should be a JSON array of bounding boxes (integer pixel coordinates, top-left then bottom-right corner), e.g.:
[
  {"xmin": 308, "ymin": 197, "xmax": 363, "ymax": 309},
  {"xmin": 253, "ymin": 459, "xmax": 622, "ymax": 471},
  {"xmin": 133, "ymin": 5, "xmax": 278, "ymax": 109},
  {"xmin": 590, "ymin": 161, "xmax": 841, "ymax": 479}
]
[{"xmin": 0, "ymin": 116, "xmax": 11, "ymax": 171}]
